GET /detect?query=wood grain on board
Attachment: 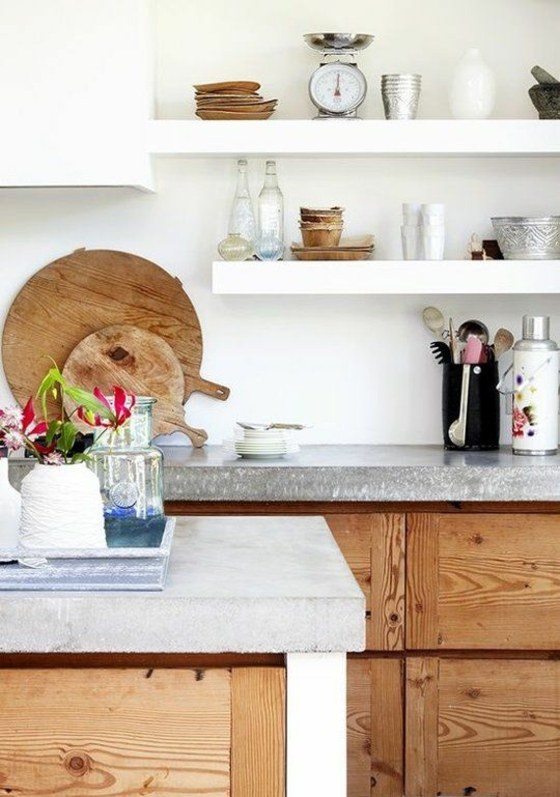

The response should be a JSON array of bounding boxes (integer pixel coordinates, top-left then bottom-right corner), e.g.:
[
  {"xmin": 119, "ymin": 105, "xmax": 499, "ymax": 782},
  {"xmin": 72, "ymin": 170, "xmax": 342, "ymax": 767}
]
[
  {"xmin": 0, "ymin": 667, "xmax": 231, "ymax": 796},
  {"xmin": 407, "ymin": 513, "xmax": 560, "ymax": 649},
  {"xmin": 2, "ymin": 248, "xmax": 229, "ymax": 446},
  {"xmin": 231, "ymin": 668, "xmax": 285, "ymax": 797},
  {"xmin": 327, "ymin": 514, "xmax": 405, "ymax": 651},
  {"xmin": 63, "ymin": 324, "xmax": 207, "ymax": 445},
  {"xmin": 405, "ymin": 657, "xmax": 439, "ymax": 796}
]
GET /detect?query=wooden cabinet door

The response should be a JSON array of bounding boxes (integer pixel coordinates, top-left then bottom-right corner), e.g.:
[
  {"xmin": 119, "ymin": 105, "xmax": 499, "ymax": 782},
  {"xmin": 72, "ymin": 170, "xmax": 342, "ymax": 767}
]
[
  {"xmin": 347, "ymin": 657, "xmax": 403, "ymax": 797},
  {"xmin": 0, "ymin": 667, "xmax": 285, "ymax": 797},
  {"xmin": 406, "ymin": 657, "xmax": 560, "ymax": 797},
  {"xmin": 407, "ymin": 513, "xmax": 560, "ymax": 649},
  {"xmin": 327, "ymin": 514, "xmax": 405, "ymax": 651}
]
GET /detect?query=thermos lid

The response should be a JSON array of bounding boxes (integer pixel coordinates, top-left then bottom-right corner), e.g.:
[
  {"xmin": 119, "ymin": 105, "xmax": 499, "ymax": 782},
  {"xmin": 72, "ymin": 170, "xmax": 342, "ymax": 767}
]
[{"xmin": 523, "ymin": 315, "xmax": 550, "ymax": 340}]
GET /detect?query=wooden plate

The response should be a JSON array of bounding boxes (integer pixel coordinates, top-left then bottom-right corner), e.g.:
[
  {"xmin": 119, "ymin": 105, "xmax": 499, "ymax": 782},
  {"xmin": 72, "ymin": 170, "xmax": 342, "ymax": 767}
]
[
  {"xmin": 193, "ymin": 81, "xmax": 261, "ymax": 93},
  {"xmin": 196, "ymin": 109, "xmax": 275, "ymax": 120},
  {"xmin": 291, "ymin": 249, "xmax": 374, "ymax": 261},
  {"xmin": 62, "ymin": 325, "xmax": 206, "ymax": 445},
  {"xmin": 2, "ymin": 248, "xmax": 230, "ymax": 447},
  {"xmin": 196, "ymin": 102, "xmax": 277, "ymax": 114},
  {"xmin": 291, "ymin": 235, "xmax": 375, "ymax": 251}
]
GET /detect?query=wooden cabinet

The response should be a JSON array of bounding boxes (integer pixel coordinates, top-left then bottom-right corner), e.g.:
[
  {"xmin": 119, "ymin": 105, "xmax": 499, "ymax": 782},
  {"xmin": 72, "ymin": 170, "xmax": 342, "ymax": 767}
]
[
  {"xmin": 347, "ymin": 657, "xmax": 404, "ymax": 797},
  {"xmin": 0, "ymin": 666, "xmax": 285, "ymax": 797},
  {"xmin": 406, "ymin": 513, "xmax": 560, "ymax": 649},
  {"xmin": 327, "ymin": 514, "xmax": 405, "ymax": 651},
  {"xmin": 406, "ymin": 657, "xmax": 560, "ymax": 797}
]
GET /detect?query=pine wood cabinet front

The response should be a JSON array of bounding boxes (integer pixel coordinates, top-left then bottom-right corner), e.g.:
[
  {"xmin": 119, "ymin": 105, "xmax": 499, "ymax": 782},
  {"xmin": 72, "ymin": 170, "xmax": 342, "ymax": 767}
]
[
  {"xmin": 406, "ymin": 513, "xmax": 560, "ymax": 650},
  {"xmin": 406, "ymin": 657, "xmax": 560, "ymax": 797},
  {"xmin": 0, "ymin": 666, "xmax": 285, "ymax": 797}
]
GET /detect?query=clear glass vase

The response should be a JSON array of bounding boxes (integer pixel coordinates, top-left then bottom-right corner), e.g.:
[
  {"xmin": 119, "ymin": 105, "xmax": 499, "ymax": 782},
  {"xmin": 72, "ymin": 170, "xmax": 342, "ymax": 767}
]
[{"xmin": 88, "ymin": 397, "xmax": 164, "ymax": 547}]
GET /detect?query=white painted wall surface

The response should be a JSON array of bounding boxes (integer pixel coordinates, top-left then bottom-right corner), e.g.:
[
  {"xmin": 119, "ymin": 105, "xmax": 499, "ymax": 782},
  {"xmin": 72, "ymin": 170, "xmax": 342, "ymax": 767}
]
[{"xmin": 1, "ymin": 0, "xmax": 560, "ymax": 445}]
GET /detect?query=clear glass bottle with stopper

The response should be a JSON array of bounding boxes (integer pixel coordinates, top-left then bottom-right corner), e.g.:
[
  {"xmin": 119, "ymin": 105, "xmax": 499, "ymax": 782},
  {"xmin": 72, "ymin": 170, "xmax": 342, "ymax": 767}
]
[
  {"xmin": 228, "ymin": 159, "xmax": 256, "ymax": 253},
  {"xmin": 256, "ymin": 160, "xmax": 284, "ymax": 260}
]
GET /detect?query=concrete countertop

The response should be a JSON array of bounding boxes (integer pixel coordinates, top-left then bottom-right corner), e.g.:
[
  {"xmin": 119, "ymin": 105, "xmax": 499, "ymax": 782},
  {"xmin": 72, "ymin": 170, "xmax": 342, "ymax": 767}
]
[
  {"xmin": 0, "ymin": 516, "xmax": 365, "ymax": 654},
  {"xmin": 10, "ymin": 444, "xmax": 560, "ymax": 502}
]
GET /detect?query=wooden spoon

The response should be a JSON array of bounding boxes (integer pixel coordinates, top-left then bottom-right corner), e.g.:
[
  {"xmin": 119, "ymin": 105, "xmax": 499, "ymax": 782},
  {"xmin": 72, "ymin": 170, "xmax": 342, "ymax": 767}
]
[
  {"xmin": 422, "ymin": 306, "xmax": 447, "ymax": 339},
  {"xmin": 493, "ymin": 327, "xmax": 514, "ymax": 359}
]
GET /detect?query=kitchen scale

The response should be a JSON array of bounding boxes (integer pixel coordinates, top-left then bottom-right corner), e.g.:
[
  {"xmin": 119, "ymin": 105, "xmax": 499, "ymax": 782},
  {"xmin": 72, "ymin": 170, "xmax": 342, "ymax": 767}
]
[{"xmin": 304, "ymin": 32, "xmax": 374, "ymax": 120}]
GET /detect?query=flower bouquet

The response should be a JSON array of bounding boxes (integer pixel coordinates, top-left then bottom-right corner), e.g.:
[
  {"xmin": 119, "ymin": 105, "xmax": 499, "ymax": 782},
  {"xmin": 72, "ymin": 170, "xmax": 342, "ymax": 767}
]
[{"xmin": 0, "ymin": 363, "xmax": 135, "ymax": 549}]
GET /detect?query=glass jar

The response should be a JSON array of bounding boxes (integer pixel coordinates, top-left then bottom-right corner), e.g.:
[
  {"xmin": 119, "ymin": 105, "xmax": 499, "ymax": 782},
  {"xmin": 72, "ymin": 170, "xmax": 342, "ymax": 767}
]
[
  {"xmin": 218, "ymin": 232, "xmax": 253, "ymax": 261},
  {"xmin": 88, "ymin": 397, "xmax": 164, "ymax": 547}
]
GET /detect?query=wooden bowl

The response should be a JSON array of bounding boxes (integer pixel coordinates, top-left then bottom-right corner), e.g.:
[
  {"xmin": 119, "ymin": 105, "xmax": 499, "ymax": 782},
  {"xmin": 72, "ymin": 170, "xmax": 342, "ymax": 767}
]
[{"xmin": 300, "ymin": 226, "xmax": 343, "ymax": 247}]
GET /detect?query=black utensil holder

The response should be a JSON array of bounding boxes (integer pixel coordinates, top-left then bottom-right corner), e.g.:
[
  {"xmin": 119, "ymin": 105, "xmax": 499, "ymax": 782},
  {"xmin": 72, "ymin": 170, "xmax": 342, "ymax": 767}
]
[{"xmin": 442, "ymin": 363, "xmax": 500, "ymax": 451}]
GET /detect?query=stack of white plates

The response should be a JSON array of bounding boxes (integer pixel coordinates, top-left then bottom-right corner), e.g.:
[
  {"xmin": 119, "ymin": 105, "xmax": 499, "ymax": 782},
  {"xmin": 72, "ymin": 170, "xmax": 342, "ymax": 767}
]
[{"xmin": 224, "ymin": 428, "xmax": 300, "ymax": 459}]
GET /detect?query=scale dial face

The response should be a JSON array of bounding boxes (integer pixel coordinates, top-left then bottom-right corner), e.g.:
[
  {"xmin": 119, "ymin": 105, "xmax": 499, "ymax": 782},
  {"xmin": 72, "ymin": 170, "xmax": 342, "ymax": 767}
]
[{"xmin": 309, "ymin": 62, "xmax": 367, "ymax": 115}]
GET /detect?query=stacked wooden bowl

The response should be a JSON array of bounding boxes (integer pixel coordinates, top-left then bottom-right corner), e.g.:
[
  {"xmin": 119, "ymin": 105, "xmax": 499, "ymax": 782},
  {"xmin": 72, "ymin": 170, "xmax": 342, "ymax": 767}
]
[
  {"xmin": 292, "ymin": 206, "xmax": 375, "ymax": 261},
  {"xmin": 194, "ymin": 81, "xmax": 278, "ymax": 120},
  {"xmin": 299, "ymin": 207, "xmax": 344, "ymax": 247}
]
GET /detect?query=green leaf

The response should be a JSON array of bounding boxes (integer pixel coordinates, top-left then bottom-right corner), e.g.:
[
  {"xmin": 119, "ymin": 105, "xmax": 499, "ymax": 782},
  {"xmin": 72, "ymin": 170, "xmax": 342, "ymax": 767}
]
[
  {"xmin": 71, "ymin": 451, "xmax": 91, "ymax": 464},
  {"xmin": 45, "ymin": 419, "xmax": 61, "ymax": 445},
  {"xmin": 64, "ymin": 387, "xmax": 110, "ymax": 417},
  {"xmin": 58, "ymin": 421, "xmax": 77, "ymax": 454}
]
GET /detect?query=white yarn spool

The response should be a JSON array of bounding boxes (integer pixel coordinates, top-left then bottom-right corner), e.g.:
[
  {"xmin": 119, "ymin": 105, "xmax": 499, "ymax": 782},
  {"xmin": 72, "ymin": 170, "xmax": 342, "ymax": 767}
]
[{"xmin": 20, "ymin": 463, "xmax": 106, "ymax": 549}]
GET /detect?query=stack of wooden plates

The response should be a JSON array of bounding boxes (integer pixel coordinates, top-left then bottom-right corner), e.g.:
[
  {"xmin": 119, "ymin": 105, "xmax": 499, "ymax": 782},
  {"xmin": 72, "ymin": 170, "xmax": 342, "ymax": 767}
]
[
  {"xmin": 291, "ymin": 235, "xmax": 376, "ymax": 261},
  {"xmin": 194, "ymin": 81, "xmax": 278, "ymax": 120}
]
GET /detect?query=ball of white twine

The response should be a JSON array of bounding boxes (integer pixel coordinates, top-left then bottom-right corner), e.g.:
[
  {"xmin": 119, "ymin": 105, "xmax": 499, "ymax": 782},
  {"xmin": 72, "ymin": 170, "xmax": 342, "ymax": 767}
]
[{"xmin": 20, "ymin": 463, "xmax": 106, "ymax": 549}]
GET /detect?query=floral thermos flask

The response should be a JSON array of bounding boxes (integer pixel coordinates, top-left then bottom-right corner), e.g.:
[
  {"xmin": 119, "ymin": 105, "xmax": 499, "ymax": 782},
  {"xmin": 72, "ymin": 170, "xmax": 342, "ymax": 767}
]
[
  {"xmin": 512, "ymin": 316, "xmax": 559, "ymax": 456},
  {"xmin": 89, "ymin": 396, "xmax": 164, "ymax": 545}
]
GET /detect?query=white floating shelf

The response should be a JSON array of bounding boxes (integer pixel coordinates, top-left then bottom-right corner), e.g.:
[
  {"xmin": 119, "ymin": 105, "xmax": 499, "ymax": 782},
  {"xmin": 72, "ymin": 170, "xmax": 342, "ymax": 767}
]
[
  {"xmin": 149, "ymin": 120, "xmax": 560, "ymax": 158},
  {"xmin": 213, "ymin": 260, "xmax": 560, "ymax": 295}
]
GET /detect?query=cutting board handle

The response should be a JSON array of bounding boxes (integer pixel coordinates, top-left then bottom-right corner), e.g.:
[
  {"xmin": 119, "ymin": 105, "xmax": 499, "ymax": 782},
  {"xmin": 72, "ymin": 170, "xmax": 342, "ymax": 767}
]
[{"xmin": 187, "ymin": 375, "xmax": 230, "ymax": 401}]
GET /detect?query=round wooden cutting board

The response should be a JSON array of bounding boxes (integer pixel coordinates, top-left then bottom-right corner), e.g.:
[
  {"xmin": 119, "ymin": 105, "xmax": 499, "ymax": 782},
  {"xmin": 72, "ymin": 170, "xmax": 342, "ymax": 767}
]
[
  {"xmin": 2, "ymin": 248, "xmax": 229, "ymax": 446},
  {"xmin": 62, "ymin": 325, "xmax": 207, "ymax": 447}
]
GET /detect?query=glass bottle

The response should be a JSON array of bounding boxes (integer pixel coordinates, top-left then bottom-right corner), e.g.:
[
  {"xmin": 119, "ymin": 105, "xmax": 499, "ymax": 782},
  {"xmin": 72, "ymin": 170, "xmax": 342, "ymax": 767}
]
[
  {"xmin": 218, "ymin": 232, "xmax": 253, "ymax": 261},
  {"xmin": 257, "ymin": 160, "xmax": 284, "ymax": 254},
  {"xmin": 88, "ymin": 397, "xmax": 164, "ymax": 547},
  {"xmin": 228, "ymin": 159, "xmax": 256, "ymax": 246}
]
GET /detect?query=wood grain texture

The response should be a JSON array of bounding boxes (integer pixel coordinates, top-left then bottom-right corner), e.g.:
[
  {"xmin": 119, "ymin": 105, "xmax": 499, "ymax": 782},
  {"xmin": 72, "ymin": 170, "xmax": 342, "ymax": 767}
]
[
  {"xmin": 164, "ymin": 500, "xmax": 560, "ymax": 517},
  {"xmin": 0, "ymin": 667, "xmax": 231, "ymax": 795},
  {"xmin": 370, "ymin": 659, "xmax": 403, "ymax": 797},
  {"xmin": 438, "ymin": 659, "xmax": 560, "ymax": 796},
  {"xmin": 327, "ymin": 514, "xmax": 405, "ymax": 651},
  {"xmin": 62, "ymin": 324, "xmax": 207, "ymax": 445},
  {"xmin": 409, "ymin": 513, "xmax": 560, "ymax": 649},
  {"xmin": 231, "ymin": 668, "xmax": 285, "ymax": 797},
  {"xmin": 405, "ymin": 657, "xmax": 439, "ymax": 797},
  {"xmin": 2, "ymin": 248, "xmax": 229, "ymax": 446},
  {"xmin": 347, "ymin": 659, "xmax": 373, "ymax": 797},
  {"xmin": 406, "ymin": 514, "xmax": 440, "ymax": 649}
]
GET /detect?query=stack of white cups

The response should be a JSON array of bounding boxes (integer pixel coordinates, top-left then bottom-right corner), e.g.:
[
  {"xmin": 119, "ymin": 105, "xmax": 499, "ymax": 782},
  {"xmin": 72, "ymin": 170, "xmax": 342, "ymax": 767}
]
[
  {"xmin": 422, "ymin": 203, "xmax": 445, "ymax": 260},
  {"xmin": 401, "ymin": 202, "xmax": 423, "ymax": 260},
  {"xmin": 401, "ymin": 202, "xmax": 445, "ymax": 260}
]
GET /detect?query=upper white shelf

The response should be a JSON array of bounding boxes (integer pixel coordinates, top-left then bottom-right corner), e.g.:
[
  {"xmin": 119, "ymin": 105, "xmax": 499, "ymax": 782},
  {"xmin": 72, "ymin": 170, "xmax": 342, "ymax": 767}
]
[
  {"xmin": 213, "ymin": 260, "xmax": 560, "ymax": 295},
  {"xmin": 148, "ymin": 120, "xmax": 560, "ymax": 158}
]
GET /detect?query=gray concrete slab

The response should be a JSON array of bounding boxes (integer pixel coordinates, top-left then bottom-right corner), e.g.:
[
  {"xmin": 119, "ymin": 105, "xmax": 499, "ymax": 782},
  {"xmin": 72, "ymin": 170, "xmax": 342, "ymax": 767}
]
[
  {"xmin": 0, "ymin": 516, "xmax": 365, "ymax": 654},
  {"xmin": 10, "ymin": 445, "xmax": 560, "ymax": 502}
]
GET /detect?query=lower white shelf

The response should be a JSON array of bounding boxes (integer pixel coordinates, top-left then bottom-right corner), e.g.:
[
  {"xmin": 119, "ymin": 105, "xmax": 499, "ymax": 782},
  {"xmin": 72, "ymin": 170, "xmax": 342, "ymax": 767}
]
[{"xmin": 212, "ymin": 260, "xmax": 560, "ymax": 295}]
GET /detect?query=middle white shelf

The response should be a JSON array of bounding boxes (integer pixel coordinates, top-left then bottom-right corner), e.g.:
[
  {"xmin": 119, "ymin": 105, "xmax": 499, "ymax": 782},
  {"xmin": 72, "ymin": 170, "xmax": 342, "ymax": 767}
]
[{"xmin": 212, "ymin": 260, "xmax": 560, "ymax": 295}]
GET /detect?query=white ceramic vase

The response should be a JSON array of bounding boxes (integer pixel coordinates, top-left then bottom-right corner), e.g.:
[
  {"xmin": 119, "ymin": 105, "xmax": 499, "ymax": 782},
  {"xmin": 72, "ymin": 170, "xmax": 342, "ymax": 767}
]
[
  {"xmin": 449, "ymin": 48, "xmax": 496, "ymax": 119},
  {"xmin": 20, "ymin": 462, "xmax": 106, "ymax": 548},
  {"xmin": 0, "ymin": 451, "xmax": 21, "ymax": 552}
]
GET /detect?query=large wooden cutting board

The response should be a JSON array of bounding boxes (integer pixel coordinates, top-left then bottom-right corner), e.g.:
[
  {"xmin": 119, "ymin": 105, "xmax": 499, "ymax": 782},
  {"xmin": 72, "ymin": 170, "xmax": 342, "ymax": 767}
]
[
  {"xmin": 62, "ymin": 325, "xmax": 207, "ymax": 447},
  {"xmin": 2, "ymin": 248, "xmax": 229, "ymax": 445}
]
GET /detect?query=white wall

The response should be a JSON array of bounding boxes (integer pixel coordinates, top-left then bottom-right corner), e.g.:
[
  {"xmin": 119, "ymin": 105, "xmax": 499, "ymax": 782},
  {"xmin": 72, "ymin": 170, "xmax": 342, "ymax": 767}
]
[{"xmin": 1, "ymin": 0, "xmax": 560, "ymax": 446}]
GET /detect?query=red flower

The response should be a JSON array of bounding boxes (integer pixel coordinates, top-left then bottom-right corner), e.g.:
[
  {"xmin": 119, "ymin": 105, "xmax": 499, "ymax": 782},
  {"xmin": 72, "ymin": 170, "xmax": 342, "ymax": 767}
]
[
  {"xmin": 77, "ymin": 386, "xmax": 135, "ymax": 431},
  {"xmin": 22, "ymin": 397, "xmax": 49, "ymax": 440}
]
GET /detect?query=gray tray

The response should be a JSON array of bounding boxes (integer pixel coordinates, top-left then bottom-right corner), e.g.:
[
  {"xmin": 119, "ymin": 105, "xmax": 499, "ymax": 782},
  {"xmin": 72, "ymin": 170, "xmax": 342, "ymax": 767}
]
[{"xmin": 0, "ymin": 517, "xmax": 175, "ymax": 591}]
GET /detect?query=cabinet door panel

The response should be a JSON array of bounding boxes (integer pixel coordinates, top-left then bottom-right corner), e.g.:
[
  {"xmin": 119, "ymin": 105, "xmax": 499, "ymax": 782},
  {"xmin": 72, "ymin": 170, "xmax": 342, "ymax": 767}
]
[
  {"xmin": 328, "ymin": 514, "xmax": 405, "ymax": 651},
  {"xmin": 407, "ymin": 513, "xmax": 560, "ymax": 649},
  {"xmin": 348, "ymin": 658, "xmax": 403, "ymax": 797},
  {"xmin": 406, "ymin": 657, "xmax": 560, "ymax": 797}
]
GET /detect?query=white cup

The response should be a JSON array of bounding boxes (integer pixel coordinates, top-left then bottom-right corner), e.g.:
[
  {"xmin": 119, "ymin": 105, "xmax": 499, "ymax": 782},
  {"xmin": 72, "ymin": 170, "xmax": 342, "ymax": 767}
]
[
  {"xmin": 422, "ymin": 228, "xmax": 445, "ymax": 260},
  {"xmin": 421, "ymin": 203, "xmax": 445, "ymax": 225},
  {"xmin": 402, "ymin": 202, "xmax": 422, "ymax": 226},
  {"xmin": 401, "ymin": 225, "xmax": 423, "ymax": 259}
]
